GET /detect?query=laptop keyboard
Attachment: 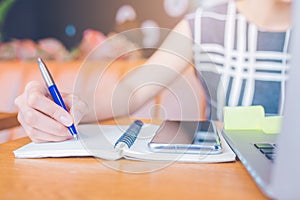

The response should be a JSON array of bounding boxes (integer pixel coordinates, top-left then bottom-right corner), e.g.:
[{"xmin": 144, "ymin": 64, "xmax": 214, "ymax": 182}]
[{"xmin": 254, "ymin": 143, "xmax": 276, "ymax": 161}]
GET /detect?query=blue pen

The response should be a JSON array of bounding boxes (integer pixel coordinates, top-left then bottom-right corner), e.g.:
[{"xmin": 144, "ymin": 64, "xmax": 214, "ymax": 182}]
[{"xmin": 37, "ymin": 58, "xmax": 78, "ymax": 140}]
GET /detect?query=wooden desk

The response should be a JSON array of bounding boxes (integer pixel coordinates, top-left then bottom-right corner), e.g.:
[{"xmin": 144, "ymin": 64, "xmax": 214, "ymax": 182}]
[
  {"xmin": 0, "ymin": 137, "xmax": 268, "ymax": 199},
  {"xmin": 0, "ymin": 112, "xmax": 19, "ymax": 130}
]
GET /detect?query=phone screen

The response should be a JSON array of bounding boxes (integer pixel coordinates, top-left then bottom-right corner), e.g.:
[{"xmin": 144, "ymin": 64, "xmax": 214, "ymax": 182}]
[{"xmin": 148, "ymin": 120, "xmax": 222, "ymax": 154}]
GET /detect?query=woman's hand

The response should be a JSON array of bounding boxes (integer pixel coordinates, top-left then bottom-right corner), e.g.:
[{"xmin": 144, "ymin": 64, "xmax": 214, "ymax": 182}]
[{"xmin": 15, "ymin": 81, "xmax": 88, "ymax": 143}]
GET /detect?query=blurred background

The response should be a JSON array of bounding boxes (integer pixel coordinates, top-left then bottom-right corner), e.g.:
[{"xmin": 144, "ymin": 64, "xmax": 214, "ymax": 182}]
[
  {"xmin": 3, "ymin": 0, "xmax": 189, "ymax": 49},
  {"xmin": 3, "ymin": 0, "xmax": 192, "ymax": 49},
  {"xmin": 0, "ymin": 0, "xmax": 224, "ymax": 60}
]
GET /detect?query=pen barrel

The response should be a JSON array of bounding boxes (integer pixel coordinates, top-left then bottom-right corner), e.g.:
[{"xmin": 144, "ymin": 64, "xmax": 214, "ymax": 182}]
[
  {"xmin": 48, "ymin": 85, "xmax": 68, "ymax": 111},
  {"xmin": 48, "ymin": 85, "xmax": 78, "ymax": 136}
]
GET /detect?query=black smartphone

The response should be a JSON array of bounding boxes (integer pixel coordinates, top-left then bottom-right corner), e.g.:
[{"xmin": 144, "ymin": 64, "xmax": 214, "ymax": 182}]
[{"xmin": 148, "ymin": 120, "xmax": 222, "ymax": 154}]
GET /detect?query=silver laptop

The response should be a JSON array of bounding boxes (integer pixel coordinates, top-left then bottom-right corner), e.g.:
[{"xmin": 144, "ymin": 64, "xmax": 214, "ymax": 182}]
[{"xmin": 222, "ymin": 2, "xmax": 300, "ymax": 199}]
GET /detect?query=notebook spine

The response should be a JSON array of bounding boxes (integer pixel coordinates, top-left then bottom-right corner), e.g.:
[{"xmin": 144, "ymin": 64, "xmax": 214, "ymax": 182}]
[{"xmin": 114, "ymin": 120, "xmax": 144, "ymax": 149}]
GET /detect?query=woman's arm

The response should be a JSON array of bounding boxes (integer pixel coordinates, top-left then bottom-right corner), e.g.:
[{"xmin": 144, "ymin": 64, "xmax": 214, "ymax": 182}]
[{"xmin": 79, "ymin": 19, "xmax": 194, "ymax": 121}]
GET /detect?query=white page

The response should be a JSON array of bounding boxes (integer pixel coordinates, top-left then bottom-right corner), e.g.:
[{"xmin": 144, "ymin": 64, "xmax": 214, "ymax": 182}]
[
  {"xmin": 14, "ymin": 124, "xmax": 129, "ymax": 160},
  {"xmin": 13, "ymin": 138, "xmax": 90, "ymax": 158}
]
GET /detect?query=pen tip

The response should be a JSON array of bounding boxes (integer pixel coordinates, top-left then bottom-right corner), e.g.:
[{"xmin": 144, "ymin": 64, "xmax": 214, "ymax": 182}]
[{"xmin": 73, "ymin": 134, "xmax": 78, "ymax": 140}]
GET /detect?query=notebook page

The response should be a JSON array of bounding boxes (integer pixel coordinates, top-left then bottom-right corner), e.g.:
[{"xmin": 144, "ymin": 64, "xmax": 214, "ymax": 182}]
[
  {"xmin": 13, "ymin": 139, "xmax": 90, "ymax": 158},
  {"xmin": 14, "ymin": 124, "xmax": 130, "ymax": 160}
]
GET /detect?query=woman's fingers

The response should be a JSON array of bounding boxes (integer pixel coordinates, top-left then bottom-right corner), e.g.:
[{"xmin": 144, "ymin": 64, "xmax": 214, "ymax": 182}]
[
  {"xmin": 25, "ymin": 82, "xmax": 74, "ymax": 127},
  {"xmin": 17, "ymin": 111, "xmax": 73, "ymax": 143},
  {"xmin": 19, "ymin": 107, "xmax": 72, "ymax": 137},
  {"xmin": 15, "ymin": 81, "xmax": 88, "ymax": 143}
]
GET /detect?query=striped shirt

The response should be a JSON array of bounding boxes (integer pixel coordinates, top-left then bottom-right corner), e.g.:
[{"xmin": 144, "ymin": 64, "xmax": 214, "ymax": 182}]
[{"xmin": 185, "ymin": 1, "xmax": 291, "ymax": 120}]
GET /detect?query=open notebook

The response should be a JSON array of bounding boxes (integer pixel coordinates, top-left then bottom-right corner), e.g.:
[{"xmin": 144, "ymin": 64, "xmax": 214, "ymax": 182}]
[{"xmin": 14, "ymin": 122, "xmax": 235, "ymax": 163}]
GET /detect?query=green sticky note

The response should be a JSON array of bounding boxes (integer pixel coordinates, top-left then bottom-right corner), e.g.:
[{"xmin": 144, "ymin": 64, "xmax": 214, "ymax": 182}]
[
  {"xmin": 224, "ymin": 106, "xmax": 265, "ymax": 130},
  {"xmin": 262, "ymin": 116, "xmax": 282, "ymax": 134},
  {"xmin": 223, "ymin": 105, "xmax": 282, "ymax": 134}
]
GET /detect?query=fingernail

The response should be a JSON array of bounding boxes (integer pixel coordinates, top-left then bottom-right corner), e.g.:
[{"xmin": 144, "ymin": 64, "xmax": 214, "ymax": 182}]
[{"xmin": 59, "ymin": 115, "xmax": 72, "ymax": 126}]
